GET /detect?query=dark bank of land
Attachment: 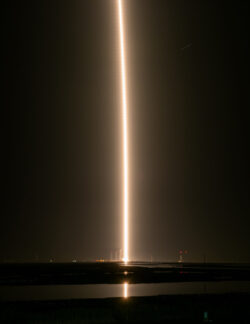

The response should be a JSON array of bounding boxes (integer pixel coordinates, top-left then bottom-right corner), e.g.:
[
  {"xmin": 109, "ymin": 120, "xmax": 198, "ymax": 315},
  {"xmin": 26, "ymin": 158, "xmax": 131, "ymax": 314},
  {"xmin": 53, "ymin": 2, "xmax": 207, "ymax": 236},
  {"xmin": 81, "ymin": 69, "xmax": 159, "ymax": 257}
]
[
  {"xmin": 1, "ymin": 263, "xmax": 250, "ymax": 322},
  {"xmin": 0, "ymin": 262, "xmax": 250, "ymax": 285},
  {"xmin": 1, "ymin": 293, "xmax": 250, "ymax": 323}
]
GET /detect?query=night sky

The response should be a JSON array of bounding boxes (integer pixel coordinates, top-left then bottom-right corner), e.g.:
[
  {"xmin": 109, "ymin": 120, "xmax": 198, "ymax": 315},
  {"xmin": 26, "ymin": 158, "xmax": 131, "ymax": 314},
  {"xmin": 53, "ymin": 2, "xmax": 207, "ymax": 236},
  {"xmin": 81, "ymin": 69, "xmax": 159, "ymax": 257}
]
[{"xmin": 1, "ymin": 0, "xmax": 249, "ymax": 262}]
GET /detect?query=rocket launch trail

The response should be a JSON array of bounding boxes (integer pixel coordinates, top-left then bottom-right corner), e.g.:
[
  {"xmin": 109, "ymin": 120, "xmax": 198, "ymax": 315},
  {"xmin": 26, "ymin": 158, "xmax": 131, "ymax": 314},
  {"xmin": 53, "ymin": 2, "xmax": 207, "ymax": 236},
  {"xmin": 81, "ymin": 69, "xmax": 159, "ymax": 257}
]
[{"xmin": 118, "ymin": 0, "xmax": 129, "ymax": 263}]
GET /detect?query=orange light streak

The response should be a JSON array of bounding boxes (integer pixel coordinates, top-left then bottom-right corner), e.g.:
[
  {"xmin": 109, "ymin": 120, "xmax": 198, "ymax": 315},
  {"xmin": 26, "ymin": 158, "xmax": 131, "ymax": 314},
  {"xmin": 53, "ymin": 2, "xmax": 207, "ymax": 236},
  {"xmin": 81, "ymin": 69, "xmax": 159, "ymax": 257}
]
[
  {"xmin": 123, "ymin": 282, "xmax": 128, "ymax": 298},
  {"xmin": 118, "ymin": 0, "xmax": 129, "ymax": 263}
]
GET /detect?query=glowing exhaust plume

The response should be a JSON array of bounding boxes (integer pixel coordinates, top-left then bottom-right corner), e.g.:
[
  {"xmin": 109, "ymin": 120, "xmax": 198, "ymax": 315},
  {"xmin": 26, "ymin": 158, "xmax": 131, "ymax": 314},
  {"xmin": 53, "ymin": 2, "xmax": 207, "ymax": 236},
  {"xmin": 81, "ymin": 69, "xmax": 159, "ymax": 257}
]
[{"xmin": 118, "ymin": 0, "xmax": 129, "ymax": 263}]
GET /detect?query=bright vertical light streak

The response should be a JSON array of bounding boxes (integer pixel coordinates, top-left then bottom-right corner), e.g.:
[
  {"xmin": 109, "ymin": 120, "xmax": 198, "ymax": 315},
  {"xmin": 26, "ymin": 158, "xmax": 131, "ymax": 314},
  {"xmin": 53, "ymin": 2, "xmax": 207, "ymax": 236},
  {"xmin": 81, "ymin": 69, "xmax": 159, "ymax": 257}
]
[{"xmin": 118, "ymin": 0, "xmax": 129, "ymax": 263}]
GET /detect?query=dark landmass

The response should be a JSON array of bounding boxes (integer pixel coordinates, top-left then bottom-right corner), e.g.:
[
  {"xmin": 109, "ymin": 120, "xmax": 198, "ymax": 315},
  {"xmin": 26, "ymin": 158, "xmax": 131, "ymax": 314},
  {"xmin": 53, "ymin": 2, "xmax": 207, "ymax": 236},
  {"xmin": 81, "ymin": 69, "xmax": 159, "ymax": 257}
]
[
  {"xmin": 0, "ymin": 262, "xmax": 250, "ymax": 285},
  {"xmin": 1, "ymin": 293, "xmax": 250, "ymax": 323},
  {"xmin": 1, "ymin": 263, "xmax": 250, "ymax": 322}
]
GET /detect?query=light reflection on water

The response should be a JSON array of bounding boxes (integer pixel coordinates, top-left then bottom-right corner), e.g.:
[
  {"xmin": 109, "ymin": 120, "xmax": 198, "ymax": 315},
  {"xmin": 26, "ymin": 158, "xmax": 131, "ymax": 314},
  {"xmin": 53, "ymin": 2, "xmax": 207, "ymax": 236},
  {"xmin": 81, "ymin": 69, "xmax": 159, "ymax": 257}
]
[
  {"xmin": 1, "ymin": 281, "xmax": 250, "ymax": 302},
  {"xmin": 123, "ymin": 282, "xmax": 128, "ymax": 298}
]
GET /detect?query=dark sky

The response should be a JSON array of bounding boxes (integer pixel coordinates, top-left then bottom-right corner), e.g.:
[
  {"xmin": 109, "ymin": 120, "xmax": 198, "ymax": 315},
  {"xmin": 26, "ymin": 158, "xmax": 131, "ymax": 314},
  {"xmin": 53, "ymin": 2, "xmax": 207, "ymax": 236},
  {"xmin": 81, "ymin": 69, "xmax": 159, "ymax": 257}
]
[{"xmin": 1, "ymin": 0, "xmax": 249, "ymax": 262}]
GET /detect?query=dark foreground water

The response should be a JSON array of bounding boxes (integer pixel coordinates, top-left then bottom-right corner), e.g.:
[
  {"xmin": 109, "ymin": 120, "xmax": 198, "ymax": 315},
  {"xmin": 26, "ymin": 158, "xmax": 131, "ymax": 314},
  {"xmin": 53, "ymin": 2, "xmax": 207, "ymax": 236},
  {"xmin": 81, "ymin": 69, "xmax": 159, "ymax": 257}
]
[{"xmin": 1, "ymin": 281, "xmax": 250, "ymax": 301}]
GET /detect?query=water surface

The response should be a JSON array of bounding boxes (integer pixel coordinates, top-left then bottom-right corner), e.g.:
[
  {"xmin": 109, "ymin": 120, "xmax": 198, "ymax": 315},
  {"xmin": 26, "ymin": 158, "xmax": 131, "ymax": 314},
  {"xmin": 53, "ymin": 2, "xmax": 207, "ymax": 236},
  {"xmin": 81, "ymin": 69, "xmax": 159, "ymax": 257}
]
[{"xmin": 1, "ymin": 281, "xmax": 250, "ymax": 301}]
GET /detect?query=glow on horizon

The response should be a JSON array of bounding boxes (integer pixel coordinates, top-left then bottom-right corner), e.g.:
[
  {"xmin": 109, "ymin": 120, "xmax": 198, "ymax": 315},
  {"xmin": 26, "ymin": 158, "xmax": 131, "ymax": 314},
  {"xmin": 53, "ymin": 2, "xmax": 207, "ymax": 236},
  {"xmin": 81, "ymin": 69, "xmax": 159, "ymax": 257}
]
[{"xmin": 118, "ymin": 0, "xmax": 129, "ymax": 263}]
